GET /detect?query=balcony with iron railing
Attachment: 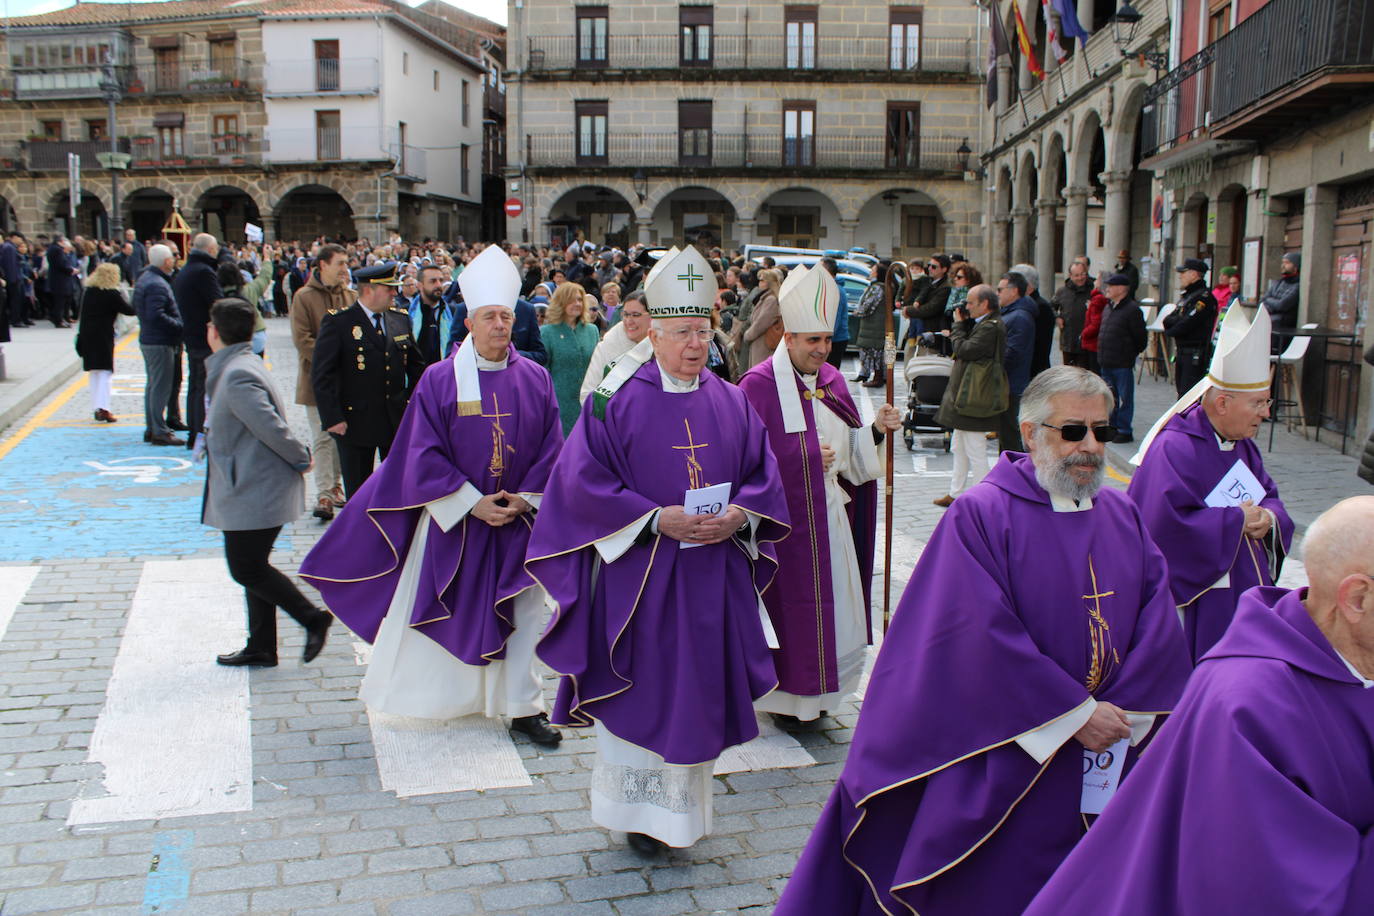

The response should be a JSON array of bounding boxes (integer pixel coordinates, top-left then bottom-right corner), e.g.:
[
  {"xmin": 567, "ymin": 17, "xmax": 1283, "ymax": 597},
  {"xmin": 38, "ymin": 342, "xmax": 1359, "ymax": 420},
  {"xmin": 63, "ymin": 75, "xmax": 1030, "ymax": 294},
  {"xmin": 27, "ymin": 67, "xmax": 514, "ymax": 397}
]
[
  {"xmin": 0, "ymin": 65, "xmax": 133, "ymax": 101},
  {"xmin": 20, "ymin": 136, "xmax": 262, "ymax": 170},
  {"xmin": 127, "ymin": 58, "xmax": 259, "ymax": 96},
  {"xmin": 526, "ymin": 34, "xmax": 977, "ymax": 77},
  {"xmin": 263, "ymin": 58, "xmax": 380, "ymax": 96},
  {"xmin": 525, "ymin": 131, "xmax": 973, "ymax": 174},
  {"xmin": 1142, "ymin": 0, "xmax": 1374, "ymax": 163},
  {"xmin": 263, "ymin": 126, "xmax": 419, "ymax": 176}
]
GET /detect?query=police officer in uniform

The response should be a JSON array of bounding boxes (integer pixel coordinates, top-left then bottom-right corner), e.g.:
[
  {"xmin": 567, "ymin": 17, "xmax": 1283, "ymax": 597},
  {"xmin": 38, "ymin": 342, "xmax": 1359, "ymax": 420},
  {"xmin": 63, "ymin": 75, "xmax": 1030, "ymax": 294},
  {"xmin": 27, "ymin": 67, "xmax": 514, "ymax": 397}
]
[
  {"xmin": 1164, "ymin": 256, "xmax": 1219, "ymax": 396},
  {"xmin": 311, "ymin": 262, "xmax": 425, "ymax": 498}
]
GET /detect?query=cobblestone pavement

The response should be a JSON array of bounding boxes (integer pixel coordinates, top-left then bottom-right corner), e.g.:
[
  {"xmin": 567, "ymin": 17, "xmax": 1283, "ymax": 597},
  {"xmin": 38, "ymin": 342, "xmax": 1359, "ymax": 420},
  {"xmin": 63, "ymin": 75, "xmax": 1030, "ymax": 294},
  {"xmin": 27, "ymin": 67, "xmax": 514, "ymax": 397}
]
[{"xmin": 0, "ymin": 322, "xmax": 1355, "ymax": 915}]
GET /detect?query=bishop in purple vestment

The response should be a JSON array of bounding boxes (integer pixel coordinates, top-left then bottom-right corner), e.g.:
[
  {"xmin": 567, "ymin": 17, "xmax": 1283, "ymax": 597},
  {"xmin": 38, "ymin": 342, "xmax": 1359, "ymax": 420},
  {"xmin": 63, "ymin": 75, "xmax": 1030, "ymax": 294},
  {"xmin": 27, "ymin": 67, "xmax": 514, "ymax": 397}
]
[
  {"xmin": 1027, "ymin": 496, "xmax": 1374, "ymax": 916},
  {"xmin": 1128, "ymin": 397, "xmax": 1294, "ymax": 663},
  {"xmin": 527, "ymin": 245, "xmax": 790, "ymax": 854},
  {"xmin": 776, "ymin": 368, "xmax": 1191, "ymax": 916},
  {"xmin": 300, "ymin": 246, "xmax": 565, "ymax": 744},
  {"xmin": 736, "ymin": 263, "xmax": 898, "ymax": 727}
]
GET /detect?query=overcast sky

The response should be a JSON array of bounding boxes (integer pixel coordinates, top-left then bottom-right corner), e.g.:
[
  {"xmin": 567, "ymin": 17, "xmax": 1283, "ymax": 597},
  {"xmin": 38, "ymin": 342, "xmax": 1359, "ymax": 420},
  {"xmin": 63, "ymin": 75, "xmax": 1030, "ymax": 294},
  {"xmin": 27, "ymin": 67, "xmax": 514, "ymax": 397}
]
[{"xmin": 1, "ymin": 0, "xmax": 508, "ymax": 26}]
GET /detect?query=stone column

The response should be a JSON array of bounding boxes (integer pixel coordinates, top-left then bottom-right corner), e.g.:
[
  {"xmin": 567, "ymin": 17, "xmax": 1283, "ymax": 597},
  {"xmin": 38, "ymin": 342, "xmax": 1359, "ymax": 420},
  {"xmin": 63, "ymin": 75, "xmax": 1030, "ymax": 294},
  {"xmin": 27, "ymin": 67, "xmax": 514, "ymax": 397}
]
[
  {"xmin": 634, "ymin": 215, "xmax": 653, "ymax": 246},
  {"xmin": 989, "ymin": 212, "xmax": 1009, "ymax": 277},
  {"xmin": 1061, "ymin": 185, "xmax": 1090, "ymax": 270},
  {"xmin": 1034, "ymin": 197, "xmax": 1059, "ymax": 292},
  {"xmin": 1009, "ymin": 207, "xmax": 1031, "ymax": 267},
  {"xmin": 735, "ymin": 218, "xmax": 757, "ymax": 247},
  {"xmin": 996, "ymin": 59, "xmax": 1012, "ymax": 119},
  {"xmin": 838, "ymin": 218, "xmax": 860, "ymax": 250},
  {"xmin": 1299, "ymin": 184, "xmax": 1336, "ymax": 328},
  {"xmin": 1100, "ymin": 170, "xmax": 1133, "ymax": 265}
]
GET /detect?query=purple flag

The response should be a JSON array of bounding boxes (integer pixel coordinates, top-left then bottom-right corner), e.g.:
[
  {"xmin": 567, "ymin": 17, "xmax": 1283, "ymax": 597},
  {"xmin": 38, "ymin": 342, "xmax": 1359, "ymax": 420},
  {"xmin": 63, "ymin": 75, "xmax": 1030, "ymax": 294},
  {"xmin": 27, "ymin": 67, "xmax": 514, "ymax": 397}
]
[{"xmin": 987, "ymin": 7, "xmax": 1011, "ymax": 108}]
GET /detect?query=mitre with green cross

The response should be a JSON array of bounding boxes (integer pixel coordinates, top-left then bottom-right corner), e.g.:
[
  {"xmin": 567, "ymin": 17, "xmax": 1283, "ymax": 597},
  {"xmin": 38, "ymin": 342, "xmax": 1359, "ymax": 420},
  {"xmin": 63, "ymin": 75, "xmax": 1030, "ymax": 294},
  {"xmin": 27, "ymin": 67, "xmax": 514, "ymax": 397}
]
[{"xmin": 644, "ymin": 246, "xmax": 716, "ymax": 319}]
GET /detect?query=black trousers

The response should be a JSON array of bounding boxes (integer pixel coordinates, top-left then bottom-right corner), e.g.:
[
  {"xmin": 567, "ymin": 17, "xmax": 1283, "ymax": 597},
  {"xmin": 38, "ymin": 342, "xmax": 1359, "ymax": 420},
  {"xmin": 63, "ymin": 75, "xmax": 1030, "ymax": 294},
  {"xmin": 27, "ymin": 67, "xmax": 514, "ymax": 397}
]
[
  {"xmin": 186, "ymin": 353, "xmax": 207, "ymax": 449},
  {"xmin": 997, "ymin": 393, "xmax": 1024, "ymax": 453},
  {"xmin": 168, "ymin": 344, "xmax": 184, "ymax": 424},
  {"xmin": 48, "ymin": 291, "xmax": 70, "ymax": 326},
  {"xmin": 826, "ymin": 340, "xmax": 849, "ymax": 369},
  {"xmin": 223, "ymin": 526, "xmax": 326, "ymax": 656},
  {"xmin": 1175, "ymin": 345, "xmax": 1208, "ymax": 396},
  {"xmin": 335, "ymin": 438, "xmax": 390, "ymax": 499}
]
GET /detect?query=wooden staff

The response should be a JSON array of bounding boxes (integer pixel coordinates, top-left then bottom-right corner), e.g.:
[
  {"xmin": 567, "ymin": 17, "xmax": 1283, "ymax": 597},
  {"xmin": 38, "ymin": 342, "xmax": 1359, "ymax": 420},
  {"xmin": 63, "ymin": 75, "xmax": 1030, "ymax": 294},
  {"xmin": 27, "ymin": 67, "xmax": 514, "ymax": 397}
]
[{"xmin": 881, "ymin": 260, "xmax": 909, "ymax": 633}]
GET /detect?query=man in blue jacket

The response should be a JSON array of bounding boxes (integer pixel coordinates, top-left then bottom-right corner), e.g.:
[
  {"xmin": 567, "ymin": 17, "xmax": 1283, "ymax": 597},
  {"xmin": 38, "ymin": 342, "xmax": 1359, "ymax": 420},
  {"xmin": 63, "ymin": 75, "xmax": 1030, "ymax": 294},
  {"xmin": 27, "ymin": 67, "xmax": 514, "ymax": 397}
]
[
  {"xmin": 995, "ymin": 271, "xmax": 1037, "ymax": 452},
  {"xmin": 407, "ymin": 264, "xmax": 455, "ymax": 366},
  {"xmin": 134, "ymin": 245, "xmax": 185, "ymax": 446},
  {"xmin": 45, "ymin": 236, "xmax": 78, "ymax": 328}
]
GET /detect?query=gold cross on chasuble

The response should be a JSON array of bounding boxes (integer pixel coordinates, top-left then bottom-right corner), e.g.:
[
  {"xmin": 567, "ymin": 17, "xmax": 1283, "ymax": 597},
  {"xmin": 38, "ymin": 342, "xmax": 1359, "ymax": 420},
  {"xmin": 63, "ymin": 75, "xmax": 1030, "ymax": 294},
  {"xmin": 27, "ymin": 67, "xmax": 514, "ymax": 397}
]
[
  {"xmin": 483, "ymin": 394, "xmax": 515, "ymax": 481},
  {"xmin": 671, "ymin": 418, "xmax": 711, "ymax": 490},
  {"xmin": 1083, "ymin": 555, "xmax": 1121, "ymax": 693}
]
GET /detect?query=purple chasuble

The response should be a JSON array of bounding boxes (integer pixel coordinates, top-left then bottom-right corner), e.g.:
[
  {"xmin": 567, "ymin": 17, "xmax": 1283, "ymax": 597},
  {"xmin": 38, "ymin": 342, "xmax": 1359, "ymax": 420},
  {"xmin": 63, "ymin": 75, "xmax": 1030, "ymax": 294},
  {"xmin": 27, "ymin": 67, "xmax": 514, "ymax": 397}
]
[
  {"xmin": 775, "ymin": 453, "xmax": 1191, "ymax": 916},
  {"xmin": 300, "ymin": 347, "xmax": 562, "ymax": 665},
  {"xmin": 1027, "ymin": 586, "xmax": 1374, "ymax": 916},
  {"xmin": 527, "ymin": 359, "xmax": 791, "ymax": 766},
  {"xmin": 737, "ymin": 357, "xmax": 878, "ymax": 697},
  {"xmin": 1128, "ymin": 403, "xmax": 1294, "ymax": 662}
]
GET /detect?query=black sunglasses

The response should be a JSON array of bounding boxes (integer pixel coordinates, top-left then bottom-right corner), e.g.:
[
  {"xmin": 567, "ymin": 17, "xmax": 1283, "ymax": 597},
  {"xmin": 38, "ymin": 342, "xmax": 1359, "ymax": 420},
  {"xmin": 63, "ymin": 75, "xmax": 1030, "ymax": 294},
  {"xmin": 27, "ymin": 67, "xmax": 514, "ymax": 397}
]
[{"xmin": 1041, "ymin": 422, "xmax": 1116, "ymax": 443}]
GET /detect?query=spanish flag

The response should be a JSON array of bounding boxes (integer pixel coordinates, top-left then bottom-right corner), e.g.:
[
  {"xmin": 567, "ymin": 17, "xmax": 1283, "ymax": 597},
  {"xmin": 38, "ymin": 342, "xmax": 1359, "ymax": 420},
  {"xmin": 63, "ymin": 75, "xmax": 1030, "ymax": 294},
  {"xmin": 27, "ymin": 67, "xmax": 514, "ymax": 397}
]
[{"xmin": 1013, "ymin": 3, "xmax": 1045, "ymax": 80}]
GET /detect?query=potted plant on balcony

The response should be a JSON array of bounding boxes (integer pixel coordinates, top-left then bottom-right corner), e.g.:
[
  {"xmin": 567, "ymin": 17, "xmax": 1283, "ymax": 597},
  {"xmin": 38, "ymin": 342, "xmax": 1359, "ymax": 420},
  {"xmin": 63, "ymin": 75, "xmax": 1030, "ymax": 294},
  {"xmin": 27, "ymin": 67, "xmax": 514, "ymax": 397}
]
[{"xmin": 127, "ymin": 78, "xmax": 144, "ymax": 94}]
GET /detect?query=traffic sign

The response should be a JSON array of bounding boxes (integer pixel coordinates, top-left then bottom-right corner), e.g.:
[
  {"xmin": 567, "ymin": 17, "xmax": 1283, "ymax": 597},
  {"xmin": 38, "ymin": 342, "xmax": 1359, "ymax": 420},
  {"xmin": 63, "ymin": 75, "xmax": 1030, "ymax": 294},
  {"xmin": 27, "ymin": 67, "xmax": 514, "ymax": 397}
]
[{"xmin": 504, "ymin": 198, "xmax": 523, "ymax": 218}]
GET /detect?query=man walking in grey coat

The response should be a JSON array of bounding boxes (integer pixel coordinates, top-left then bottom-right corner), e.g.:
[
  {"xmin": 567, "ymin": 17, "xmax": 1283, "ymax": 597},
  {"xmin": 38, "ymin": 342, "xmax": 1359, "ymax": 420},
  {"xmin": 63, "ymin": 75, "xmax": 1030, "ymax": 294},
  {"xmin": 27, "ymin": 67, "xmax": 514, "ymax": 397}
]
[
  {"xmin": 202, "ymin": 298, "xmax": 332, "ymax": 668},
  {"xmin": 134, "ymin": 244, "xmax": 185, "ymax": 446}
]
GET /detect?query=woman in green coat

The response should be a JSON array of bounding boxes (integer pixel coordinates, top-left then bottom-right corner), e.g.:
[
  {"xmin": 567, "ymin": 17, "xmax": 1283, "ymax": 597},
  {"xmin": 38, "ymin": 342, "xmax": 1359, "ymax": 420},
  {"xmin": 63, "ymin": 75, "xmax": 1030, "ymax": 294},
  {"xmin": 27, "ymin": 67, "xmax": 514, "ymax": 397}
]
[
  {"xmin": 933, "ymin": 283, "xmax": 1007, "ymax": 507},
  {"xmin": 540, "ymin": 282, "xmax": 601, "ymax": 435},
  {"xmin": 853, "ymin": 259, "xmax": 892, "ymax": 387}
]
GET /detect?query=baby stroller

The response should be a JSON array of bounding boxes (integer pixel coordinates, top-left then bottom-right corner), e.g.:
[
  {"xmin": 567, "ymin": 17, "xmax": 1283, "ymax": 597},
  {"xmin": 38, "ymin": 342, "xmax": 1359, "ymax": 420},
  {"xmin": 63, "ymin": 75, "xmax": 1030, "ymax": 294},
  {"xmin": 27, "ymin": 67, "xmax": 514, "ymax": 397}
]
[{"xmin": 901, "ymin": 354, "xmax": 953, "ymax": 451}]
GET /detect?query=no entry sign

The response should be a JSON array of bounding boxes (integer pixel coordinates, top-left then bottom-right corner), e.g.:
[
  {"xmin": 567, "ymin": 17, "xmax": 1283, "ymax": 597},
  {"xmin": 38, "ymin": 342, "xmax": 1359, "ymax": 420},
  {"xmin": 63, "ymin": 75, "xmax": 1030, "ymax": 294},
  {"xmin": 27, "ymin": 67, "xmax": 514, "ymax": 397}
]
[{"xmin": 504, "ymin": 198, "xmax": 523, "ymax": 218}]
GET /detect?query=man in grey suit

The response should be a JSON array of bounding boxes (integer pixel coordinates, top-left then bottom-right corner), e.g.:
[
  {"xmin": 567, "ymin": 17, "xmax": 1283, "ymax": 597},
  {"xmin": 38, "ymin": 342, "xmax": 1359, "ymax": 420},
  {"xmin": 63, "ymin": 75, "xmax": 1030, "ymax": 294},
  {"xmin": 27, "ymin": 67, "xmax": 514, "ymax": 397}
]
[{"xmin": 203, "ymin": 298, "xmax": 333, "ymax": 668}]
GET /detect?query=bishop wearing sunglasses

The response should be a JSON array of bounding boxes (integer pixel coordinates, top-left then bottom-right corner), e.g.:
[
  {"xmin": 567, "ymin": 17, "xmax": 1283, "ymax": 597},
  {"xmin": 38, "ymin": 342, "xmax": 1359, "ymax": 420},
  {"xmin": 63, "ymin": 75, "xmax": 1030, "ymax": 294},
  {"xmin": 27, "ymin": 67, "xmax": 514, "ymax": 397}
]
[{"xmin": 777, "ymin": 366, "xmax": 1190, "ymax": 916}]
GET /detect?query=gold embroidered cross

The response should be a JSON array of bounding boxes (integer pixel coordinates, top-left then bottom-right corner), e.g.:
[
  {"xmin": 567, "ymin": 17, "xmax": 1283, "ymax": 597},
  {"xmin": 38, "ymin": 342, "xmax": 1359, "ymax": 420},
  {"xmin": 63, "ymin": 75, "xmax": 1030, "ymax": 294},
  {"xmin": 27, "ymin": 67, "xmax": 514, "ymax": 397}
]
[
  {"xmin": 672, "ymin": 418, "xmax": 710, "ymax": 490},
  {"xmin": 483, "ymin": 394, "xmax": 515, "ymax": 481},
  {"xmin": 1084, "ymin": 556, "xmax": 1121, "ymax": 693}
]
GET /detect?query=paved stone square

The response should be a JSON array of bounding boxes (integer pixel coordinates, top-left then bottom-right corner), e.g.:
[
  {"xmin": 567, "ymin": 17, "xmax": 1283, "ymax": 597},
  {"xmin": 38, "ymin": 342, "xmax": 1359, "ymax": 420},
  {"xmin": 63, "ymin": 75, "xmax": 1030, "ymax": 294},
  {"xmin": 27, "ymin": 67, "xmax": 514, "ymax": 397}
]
[{"xmin": 0, "ymin": 320, "xmax": 1357, "ymax": 914}]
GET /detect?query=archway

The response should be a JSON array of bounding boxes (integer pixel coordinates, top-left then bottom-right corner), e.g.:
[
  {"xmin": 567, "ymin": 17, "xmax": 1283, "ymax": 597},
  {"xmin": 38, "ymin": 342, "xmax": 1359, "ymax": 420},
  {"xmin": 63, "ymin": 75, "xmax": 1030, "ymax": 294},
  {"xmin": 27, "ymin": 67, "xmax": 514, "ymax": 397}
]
[
  {"xmin": 650, "ymin": 186, "xmax": 737, "ymax": 249},
  {"xmin": 1015, "ymin": 150, "xmax": 1039, "ymax": 267},
  {"xmin": 274, "ymin": 185, "xmax": 356, "ymax": 243},
  {"xmin": 1042, "ymin": 134, "xmax": 1069, "ymax": 287},
  {"xmin": 1215, "ymin": 183, "xmax": 1248, "ymax": 271},
  {"xmin": 124, "ymin": 188, "xmax": 174, "ymax": 244},
  {"xmin": 754, "ymin": 187, "xmax": 843, "ymax": 250},
  {"xmin": 1180, "ymin": 191, "xmax": 1210, "ymax": 262},
  {"xmin": 196, "ymin": 186, "xmax": 262, "ymax": 244},
  {"xmin": 51, "ymin": 191, "xmax": 108, "ymax": 239},
  {"xmin": 855, "ymin": 188, "xmax": 944, "ymax": 261},
  {"xmin": 545, "ymin": 185, "xmax": 635, "ymax": 251}
]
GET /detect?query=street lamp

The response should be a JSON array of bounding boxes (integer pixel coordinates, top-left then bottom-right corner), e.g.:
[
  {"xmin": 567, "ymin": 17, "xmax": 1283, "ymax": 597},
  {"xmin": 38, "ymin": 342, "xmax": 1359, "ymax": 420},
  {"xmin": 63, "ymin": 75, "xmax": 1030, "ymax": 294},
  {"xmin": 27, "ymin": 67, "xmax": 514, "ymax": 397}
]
[
  {"xmin": 956, "ymin": 138, "xmax": 972, "ymax": 171},
  {"xmin": 632, "ymin": 168, "xmax": 648, "ymax": 205},
  {"xmin": 96, "ymin": 53, "xmax": 129, "ymax": 237},
  {"xmin": 1110, "ymin": 1, "xmax": 1169, "ymax": 75}
]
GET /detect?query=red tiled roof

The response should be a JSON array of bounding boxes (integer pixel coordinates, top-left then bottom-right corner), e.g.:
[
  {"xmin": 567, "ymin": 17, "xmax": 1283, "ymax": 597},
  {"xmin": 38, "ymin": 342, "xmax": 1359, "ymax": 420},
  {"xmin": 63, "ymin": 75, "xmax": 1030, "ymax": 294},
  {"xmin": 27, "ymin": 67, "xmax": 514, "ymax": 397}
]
[{"xmin": 2, "ymin": 0, "xmax": 263, "ymax": 27}]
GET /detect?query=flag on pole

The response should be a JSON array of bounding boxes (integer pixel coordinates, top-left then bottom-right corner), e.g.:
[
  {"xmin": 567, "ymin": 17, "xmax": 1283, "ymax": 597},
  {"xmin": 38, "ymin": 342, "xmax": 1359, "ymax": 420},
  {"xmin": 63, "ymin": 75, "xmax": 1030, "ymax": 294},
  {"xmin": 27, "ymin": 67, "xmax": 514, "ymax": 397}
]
[
  {"xmin": 1041, "ymin": 0, "xmax": 1069, "ymax": 64},
  {"xmin": 1053, "ymin": 0, "xmax": 1092, "ymax": 47},
  {"xmin": 1013, "ymin": 2, "xmax": 1045, "ymax": 80},
  {"xmin": 986, "ymin": 4, "xmax": 1011, "ymax": 108}
]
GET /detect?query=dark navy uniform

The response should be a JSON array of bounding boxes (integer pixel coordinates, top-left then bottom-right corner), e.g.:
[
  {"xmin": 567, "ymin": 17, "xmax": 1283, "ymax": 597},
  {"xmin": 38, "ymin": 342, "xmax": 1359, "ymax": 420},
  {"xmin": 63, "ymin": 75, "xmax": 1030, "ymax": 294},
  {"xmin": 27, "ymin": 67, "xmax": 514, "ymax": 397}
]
[
  {"xmin": 1165, "ymin": 259, "xmax": 1219, "ymax": 396},
  {"xmin": 311, "ymin": 263, "xmax": 425, "ymax": 497}
]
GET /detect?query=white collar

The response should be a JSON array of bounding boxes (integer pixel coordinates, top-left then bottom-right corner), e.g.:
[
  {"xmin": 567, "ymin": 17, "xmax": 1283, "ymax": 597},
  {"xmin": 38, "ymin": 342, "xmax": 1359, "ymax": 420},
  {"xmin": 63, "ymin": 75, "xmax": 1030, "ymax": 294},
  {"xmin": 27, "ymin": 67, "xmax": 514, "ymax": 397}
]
[
  {"xmin": 476, "ymin": 353, "xmax": 507, "ymax": 371},
  {"xmin": 1049, "ymin": 493, "xmax": 1094, "ymax": 513},
  {"xmin": 1335, "ymin": 649, "xmax": 1374, "ymax": 688},
  {"xmin": 656, "ymin": 360, "xmax": 700, "ymax": 393},
  {"xmin": 1214, "ymin": 431, "xmax": 1237, "ymax": 452}
]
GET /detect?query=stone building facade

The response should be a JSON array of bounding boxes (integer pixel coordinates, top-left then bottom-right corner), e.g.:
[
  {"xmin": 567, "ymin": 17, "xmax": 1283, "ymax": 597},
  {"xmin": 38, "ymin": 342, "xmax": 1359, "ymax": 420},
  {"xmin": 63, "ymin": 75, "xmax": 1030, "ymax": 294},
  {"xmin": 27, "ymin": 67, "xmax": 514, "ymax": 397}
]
[
  {"xmin": 0, "ymin": 0, "xmax": 495, "ymax": 244},
  {"xmin": 505, "ymin": 0, "xmax": 987, "ymax": 262}
]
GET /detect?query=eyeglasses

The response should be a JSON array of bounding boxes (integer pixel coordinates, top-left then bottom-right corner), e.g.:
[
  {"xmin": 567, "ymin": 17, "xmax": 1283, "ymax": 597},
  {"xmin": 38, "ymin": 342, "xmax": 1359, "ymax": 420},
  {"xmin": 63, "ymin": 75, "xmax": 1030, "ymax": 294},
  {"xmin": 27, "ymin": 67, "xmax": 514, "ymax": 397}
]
[
  {"xmin": 660, "ymin": 328, "xmax": 714, "ymax": 342},
  {"xmin": 1041, "ymin": 422, "xmax": 1116, "ymax": 443},
  {"xmin": 927, "ymin": 263, "xmax": 941, "ymax": 270}
]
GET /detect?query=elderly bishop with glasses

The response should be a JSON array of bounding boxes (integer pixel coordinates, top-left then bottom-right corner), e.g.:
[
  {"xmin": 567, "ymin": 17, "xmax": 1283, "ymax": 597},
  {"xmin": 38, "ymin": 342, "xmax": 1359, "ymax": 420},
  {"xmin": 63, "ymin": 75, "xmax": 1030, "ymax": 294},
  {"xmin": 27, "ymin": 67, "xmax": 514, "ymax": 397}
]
[
  {"xmin": 1128, "ymin": 304, "xmax": 1294, "ymax": 663},
  {"xmin": 776, "ymin": 366, "xmax": 1191, "ymax": 916},
  {"xmin": 527, "ymin": 246, "xmax": 790, "ymax": 857}
]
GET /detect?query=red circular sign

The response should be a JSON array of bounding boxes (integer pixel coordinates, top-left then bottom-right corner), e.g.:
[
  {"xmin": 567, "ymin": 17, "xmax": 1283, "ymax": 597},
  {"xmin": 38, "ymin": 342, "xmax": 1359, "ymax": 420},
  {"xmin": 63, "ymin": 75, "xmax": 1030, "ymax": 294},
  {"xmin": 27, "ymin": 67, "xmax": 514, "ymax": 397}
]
[{"xmin": 504, "ymin": 198, "xmax": 523, "ymax": 218}]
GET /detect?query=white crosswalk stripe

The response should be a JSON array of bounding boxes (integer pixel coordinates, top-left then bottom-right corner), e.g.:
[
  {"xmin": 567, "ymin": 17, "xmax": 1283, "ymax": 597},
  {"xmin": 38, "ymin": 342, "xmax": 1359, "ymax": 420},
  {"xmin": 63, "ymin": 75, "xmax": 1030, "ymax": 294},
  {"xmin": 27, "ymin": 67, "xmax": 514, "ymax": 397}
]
[
  {"xmin": 0, "ymin": 566, "xmax": 40, "ymax": 642},
  {"xmin": 69, "ymin": 559, "xmax": 253, "ymax": 825}
]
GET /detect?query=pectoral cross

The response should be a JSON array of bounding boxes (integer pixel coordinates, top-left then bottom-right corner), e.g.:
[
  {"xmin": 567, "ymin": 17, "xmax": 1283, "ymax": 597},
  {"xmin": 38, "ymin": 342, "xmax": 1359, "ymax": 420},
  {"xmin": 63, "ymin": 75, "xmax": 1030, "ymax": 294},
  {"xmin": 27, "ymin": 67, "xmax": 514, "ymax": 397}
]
[
  {"xmin": 483, "ymin": 394, "xmax": 515, "ymax": 482},
  {"xmin": 1083, "ymin": 555, "xmax": 1121, "ymax": 693},
  {"xmin": 671, "ymin": 418, "xmax": 710, "ymax": 490}
]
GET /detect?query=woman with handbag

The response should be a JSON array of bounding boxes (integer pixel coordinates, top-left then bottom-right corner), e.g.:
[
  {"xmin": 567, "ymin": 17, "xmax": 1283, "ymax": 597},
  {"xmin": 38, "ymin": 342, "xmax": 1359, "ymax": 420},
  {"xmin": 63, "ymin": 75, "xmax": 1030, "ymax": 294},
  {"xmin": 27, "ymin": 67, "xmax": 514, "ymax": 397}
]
[
  {"xmin": 932, "ymin": 284, "xmax": 1007, "ymax": 507},
  {"xmin": 76, "ymin": 262, "xmax": 136, "ymax": 423}
]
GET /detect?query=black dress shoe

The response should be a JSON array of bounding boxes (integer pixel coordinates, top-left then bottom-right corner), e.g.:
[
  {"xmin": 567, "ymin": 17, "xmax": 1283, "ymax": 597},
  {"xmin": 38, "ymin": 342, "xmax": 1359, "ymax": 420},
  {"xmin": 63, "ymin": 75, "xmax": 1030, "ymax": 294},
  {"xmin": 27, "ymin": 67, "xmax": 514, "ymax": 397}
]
[
  {"xmin": 303, "ymin": 615, "xmax": 332, "ymax": 663},
  {"xmin": 216, "ymin": 649, "xmax": 278, "ymax": 667},
  {"xmin": 770, "ymin": 713, "xmax": 820, "ymax": 732},
  {"xmin": 1113, "ymin": 433, "xmax": 1135, "ymax": 444},
  {"xmin": 149, "ymin": 433, "xmax": 186, "ymax": 447},
  {"xmin": 167, "ymin": 419, "xmax": 189, "ymax": 431},
  {"xmin": 510, "ymin": 713, "xmax": 562, "ymax": 747},
  {"xmin": 626, "ymin": 832, "xmax": 666, "ymax": 856}
]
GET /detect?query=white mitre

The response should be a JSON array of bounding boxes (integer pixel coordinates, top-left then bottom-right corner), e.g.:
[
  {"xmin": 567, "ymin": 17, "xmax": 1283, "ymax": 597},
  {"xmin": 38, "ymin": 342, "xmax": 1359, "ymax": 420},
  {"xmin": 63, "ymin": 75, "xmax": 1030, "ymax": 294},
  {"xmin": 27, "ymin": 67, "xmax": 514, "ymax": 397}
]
[
  {"xmin": 1131, "ymin": 305, "xmax": 1273, "ymax": 463},
  {"xmin": 778, "ymin": 264, "xmax": 840, "ymax": 334},
  {"xmin": 645, "ymin": 246, "xmax": 716, "ymax": 319},
  {"xmin": 453, "ymin": 245, "xmax": 522, "ymax": 415}
]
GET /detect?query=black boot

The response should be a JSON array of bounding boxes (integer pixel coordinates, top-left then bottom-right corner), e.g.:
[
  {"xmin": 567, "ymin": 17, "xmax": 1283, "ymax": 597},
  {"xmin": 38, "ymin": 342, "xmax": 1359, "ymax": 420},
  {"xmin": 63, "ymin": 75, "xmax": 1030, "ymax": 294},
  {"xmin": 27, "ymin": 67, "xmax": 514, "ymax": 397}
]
[{"xmin": 510, "ymin": 713, "xmax": 561, "ymax": 747}]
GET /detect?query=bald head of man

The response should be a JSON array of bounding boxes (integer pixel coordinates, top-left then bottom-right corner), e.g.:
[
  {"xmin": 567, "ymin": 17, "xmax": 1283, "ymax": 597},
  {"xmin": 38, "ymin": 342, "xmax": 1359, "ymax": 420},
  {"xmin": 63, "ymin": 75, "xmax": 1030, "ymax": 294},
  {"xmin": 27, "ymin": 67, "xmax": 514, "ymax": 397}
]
[
  {"xmin": 1302, "ymin": 495, "xmax": 1374, "ymax": 674},
  {"xmin": 192, "ymin": 233, "xmax": 219, "ymax": 258}
]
